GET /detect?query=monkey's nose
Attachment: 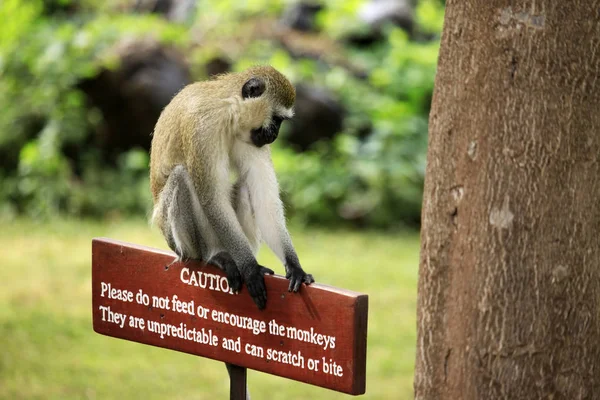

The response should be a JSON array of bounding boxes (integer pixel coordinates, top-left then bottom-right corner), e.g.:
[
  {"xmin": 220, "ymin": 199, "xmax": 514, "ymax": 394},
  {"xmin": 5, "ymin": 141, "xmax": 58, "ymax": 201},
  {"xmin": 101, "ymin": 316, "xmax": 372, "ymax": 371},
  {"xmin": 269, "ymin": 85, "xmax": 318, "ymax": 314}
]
[
  {"xmin": 251, "ymin": 127, "xmax": 278, "ymax": 147},
  {"xmin": 263, "ymin": 129, "xmax": 279, "ymax": 144}
]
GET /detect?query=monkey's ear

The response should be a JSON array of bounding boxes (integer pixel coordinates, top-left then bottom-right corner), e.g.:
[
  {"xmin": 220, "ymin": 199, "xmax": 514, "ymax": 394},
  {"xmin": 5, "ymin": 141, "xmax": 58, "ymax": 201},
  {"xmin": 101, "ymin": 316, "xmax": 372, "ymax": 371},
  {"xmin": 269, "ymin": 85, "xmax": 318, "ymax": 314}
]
[{"xmin": 242, "ymin": 77, "xmax": 266, "ymax": 99}]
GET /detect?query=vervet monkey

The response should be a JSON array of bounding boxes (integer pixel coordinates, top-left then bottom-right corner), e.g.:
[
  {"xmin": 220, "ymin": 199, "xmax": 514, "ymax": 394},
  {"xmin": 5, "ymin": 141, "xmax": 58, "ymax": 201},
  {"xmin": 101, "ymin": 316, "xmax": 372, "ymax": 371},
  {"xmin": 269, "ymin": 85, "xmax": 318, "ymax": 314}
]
[{"xmin": 150, "ymin": 66, "xmax": 314, "ymax": 310}]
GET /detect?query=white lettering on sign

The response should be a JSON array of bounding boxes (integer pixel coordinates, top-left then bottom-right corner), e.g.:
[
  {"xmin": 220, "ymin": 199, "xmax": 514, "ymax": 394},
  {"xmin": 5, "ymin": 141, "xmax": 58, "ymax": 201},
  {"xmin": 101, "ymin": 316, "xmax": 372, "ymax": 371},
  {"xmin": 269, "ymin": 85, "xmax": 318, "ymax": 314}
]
[
  {"xmin": 96, "ymin": 280, "xmax": 343, "ymax": 376},
  {"xmin": 98, "ymin": 305, "xmax": 127, "ymax": 329},
  {"xmin": 268, "ymin": 319, "xmax": 335, "ymax": 350},
  {"xmin": 100, "ymin": 282, "xmax": 134, "ymax": 303},
  {"xmin": 180, "ymin": 268, "xmax": 233, "ymax": 294}
]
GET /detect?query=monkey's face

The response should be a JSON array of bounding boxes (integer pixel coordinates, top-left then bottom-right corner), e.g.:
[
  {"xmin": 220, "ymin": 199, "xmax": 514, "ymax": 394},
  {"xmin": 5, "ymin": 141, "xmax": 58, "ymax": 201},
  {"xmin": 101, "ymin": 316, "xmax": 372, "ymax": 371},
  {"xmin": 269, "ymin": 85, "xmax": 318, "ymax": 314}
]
[
  {"xmin": 250, "ymin": 116, "xmax": 284, "ymax": 147},
  {"xmin": 241, "ymin": 75, "xmax": 295, "ymax": 148}
]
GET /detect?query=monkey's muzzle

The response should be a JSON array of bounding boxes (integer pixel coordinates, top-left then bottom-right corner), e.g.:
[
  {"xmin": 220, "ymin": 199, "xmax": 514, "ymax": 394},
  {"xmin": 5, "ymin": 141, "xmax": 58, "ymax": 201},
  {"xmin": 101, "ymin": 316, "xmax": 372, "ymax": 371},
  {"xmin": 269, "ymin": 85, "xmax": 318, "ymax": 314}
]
[{"xmin": 251, "ymin": 116, "xmax": 283, "ymax": 147}]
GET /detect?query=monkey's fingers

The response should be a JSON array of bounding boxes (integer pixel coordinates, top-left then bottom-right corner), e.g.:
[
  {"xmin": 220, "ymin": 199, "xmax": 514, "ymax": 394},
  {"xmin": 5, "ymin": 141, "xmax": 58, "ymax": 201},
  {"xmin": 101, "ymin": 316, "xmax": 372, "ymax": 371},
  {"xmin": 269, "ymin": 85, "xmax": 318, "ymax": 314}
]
[
  {"xmin": 245, "ymin": 275, "xmax": 268, "ymax": 310},
  {"xmin": 259, "ymin": 266, "xmax": 275, "ymax": 275},
  {"xmin": 287, "ymin": 274, "xmax": 302, "ymax": 292},
  {"xmin": 291, "ymin": 278, "xmax": 302, "ymax": 292},
  {"xmin": 303, "ymin": 273, "xmax": 315, "ymax": 285},
  {"xmin": 227, "ymin": 271, "xmax": 243, "ymax": 294},
  {"xmin": 286, "ymin": 270, "xmax": 313, "ymax": 292}
]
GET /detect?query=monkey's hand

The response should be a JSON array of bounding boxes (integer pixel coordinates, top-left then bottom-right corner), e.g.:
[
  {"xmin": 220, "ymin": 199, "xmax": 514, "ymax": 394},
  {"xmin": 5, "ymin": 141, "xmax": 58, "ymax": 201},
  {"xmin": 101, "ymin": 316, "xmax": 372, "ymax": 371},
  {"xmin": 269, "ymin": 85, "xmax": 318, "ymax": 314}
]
[
  {"xmin": 285, "ymin": 261, "xmax": 315, "ymax": 292},
  {"xmin": 242, "ymin": 262, "xmax": 274, "ymax": 310},
  {"xmin": 207, "ymin": 252, "xmax": 243, "ymax": 294}
]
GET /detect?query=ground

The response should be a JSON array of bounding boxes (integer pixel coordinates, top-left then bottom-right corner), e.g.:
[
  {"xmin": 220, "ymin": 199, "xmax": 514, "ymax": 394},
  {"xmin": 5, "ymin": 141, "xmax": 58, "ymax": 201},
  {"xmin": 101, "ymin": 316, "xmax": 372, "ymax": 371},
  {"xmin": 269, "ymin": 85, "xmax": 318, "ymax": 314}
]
[{"xmin": 0, "ymin": 218, "xmax": 419, "ymax": 399}]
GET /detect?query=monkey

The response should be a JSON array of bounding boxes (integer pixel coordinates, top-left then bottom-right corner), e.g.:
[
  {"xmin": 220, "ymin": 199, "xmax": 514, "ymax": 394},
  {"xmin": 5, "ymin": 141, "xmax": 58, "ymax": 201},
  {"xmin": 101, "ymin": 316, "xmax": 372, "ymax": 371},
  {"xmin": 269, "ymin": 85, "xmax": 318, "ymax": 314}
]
[{"xmin": 149, "ymin": 65, "xmax": 314, "ymax": 311}]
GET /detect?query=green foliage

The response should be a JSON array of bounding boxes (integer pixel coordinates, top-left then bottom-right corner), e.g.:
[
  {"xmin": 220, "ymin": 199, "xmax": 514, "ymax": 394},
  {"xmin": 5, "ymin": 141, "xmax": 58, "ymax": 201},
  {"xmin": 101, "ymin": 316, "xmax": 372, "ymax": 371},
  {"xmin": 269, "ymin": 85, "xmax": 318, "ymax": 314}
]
[
  {"xmin": 0, "ymin": 0, "xmax": 187, "ymax": 218},
  {"xmin": 0, "ymin": 0, "xmax": 445, "ymax": 227},
  {"xmin": 317, "ymin": 0, "xmax": 369, "ymax": 38},
  {"xmin": 240, "ymin": 27, "xmax": 440, "ymax": 227},
  {"xmin": 416, "ymin": 0, "xmax": 446, "ymax": 34},
  {"xmin": 68, "ymin": 149, "xmax": 151, "ymax": 218}
]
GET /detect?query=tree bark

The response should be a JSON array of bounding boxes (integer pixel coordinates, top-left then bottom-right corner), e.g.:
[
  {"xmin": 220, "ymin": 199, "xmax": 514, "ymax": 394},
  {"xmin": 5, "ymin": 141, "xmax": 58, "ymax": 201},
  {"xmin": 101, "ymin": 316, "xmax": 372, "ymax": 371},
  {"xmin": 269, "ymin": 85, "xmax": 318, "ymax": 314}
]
[{"xmin": 415, "ymin": 1, "xmax": 600, "ymax": 399}]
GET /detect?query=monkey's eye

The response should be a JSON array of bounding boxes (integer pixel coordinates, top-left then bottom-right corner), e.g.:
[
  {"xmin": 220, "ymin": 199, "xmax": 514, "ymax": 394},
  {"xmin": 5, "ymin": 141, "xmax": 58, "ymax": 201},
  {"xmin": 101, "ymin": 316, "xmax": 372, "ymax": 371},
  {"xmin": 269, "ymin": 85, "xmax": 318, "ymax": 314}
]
[{"xmin": 242, "ymin": 77, "xmax": 266, "ymax": 99}]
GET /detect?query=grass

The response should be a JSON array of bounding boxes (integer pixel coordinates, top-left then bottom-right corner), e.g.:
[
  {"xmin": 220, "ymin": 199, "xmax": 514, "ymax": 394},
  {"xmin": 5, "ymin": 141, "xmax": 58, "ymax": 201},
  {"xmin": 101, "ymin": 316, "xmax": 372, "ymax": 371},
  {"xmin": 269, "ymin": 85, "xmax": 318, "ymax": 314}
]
[{"xmin": 0, "ymin": 218, "xmax": 420, "ymax": 400}]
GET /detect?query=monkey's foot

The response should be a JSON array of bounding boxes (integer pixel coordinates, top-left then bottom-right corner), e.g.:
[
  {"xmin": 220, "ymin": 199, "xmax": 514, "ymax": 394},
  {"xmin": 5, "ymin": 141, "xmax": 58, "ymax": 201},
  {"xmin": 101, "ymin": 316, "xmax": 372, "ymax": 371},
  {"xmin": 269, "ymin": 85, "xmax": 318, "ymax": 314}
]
[
  {"xmin": 226, "ymin": 270, "xmax": 243, "ymax": 294},
  {"xmin": 208, "ymin": 253, "xmax": 243, "ymax": 294},
  {"xmin": 244, "ymin": 264, "xmax": 274, "ymax": 310},
  {"xmin": 286, "ymin": 269, "xmax": 315, "ymax": 292}
]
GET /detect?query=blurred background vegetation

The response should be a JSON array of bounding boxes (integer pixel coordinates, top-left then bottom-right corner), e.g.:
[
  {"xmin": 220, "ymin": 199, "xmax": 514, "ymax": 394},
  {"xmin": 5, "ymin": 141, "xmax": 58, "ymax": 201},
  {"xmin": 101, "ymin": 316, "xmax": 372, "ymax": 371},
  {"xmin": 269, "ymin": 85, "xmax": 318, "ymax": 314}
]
[{"xmin": 0, "ymin": 0, "xmax": 444, "ymax": 229}]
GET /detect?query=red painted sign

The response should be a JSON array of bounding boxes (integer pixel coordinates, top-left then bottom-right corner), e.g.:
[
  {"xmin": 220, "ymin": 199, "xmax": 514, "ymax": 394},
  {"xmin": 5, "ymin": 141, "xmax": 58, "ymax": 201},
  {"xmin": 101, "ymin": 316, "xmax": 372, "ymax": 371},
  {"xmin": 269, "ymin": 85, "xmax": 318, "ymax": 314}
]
[{"xmin": 92, "ymin": 238, "xmax": 368, "ymax": 395}]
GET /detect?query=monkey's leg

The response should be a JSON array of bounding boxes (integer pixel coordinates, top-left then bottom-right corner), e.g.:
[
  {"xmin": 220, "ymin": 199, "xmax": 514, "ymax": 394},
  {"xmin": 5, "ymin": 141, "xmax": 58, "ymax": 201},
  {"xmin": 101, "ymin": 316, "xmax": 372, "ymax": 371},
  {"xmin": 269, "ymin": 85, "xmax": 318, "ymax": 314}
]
[
  {"xmin": 157, "ymin": 166, "xmax": 205, "ymax": 261},
  {"xmin": 162, "ymin": 165, "xmax": 243, "ymax": 292},
  {"xmin": 188, "ymin": 146, "xmax": 272, "ymax": 309}
]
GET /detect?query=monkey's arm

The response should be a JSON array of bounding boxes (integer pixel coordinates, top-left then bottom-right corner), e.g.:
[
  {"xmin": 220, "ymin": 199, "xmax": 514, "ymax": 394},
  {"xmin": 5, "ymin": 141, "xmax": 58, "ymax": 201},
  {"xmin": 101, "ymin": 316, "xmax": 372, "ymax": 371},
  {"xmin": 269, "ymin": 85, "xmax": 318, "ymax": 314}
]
[
  {"xmin": 188, "ymin": 147, "xmax": 273, "ymax": 309},
  {"xmin": 242, "ymin": 147, "xmax": 314, "ymax": 292}
]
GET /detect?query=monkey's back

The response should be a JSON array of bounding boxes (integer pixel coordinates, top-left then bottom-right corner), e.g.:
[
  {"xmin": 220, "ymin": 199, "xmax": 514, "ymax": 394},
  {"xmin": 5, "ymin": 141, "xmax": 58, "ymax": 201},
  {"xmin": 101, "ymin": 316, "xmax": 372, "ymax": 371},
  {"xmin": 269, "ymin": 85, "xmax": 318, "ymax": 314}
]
[
  {"xmin": 150, "ymin": 94, "xmax": 183, "ymax": 203},
  {"xmin": 149, "ymin": 79, "xmax": 237, "ymax": 203}
]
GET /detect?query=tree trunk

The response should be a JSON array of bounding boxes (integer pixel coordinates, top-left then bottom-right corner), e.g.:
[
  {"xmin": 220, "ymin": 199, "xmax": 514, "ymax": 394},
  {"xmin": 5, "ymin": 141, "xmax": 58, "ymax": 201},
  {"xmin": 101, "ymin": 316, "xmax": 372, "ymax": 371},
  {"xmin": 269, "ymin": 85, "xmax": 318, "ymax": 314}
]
[{"xmin": 415, "ymin": 1, "xmax": 600, "ymax": 399}]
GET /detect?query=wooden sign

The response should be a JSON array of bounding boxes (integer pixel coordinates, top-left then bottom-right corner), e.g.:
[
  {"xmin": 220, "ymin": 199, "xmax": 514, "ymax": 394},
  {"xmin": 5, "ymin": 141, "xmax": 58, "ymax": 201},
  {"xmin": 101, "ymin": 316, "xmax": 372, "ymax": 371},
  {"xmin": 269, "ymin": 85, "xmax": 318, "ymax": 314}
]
[{"xmin": 92, "ymin": 238, "xmax": 368, "ymax": 395}]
